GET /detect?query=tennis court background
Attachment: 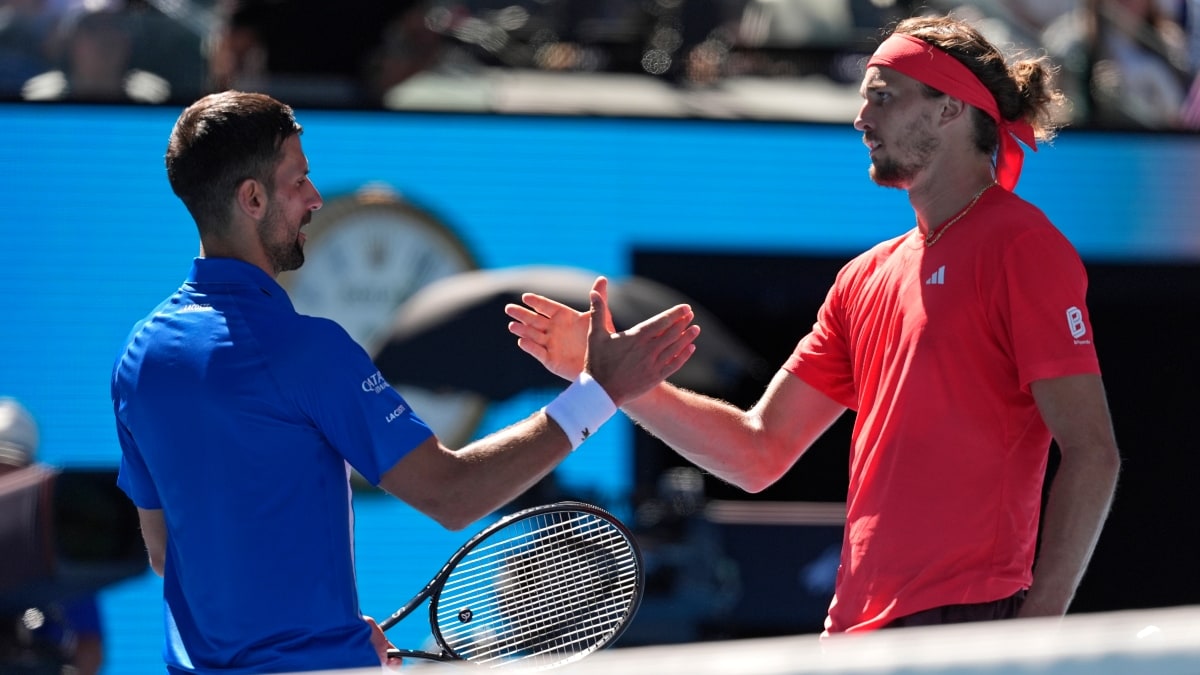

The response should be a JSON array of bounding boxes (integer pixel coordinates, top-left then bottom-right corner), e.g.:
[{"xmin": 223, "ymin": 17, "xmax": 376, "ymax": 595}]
[{"xmin": 1, "ymin": 103, "xmax": 1197, "ymax": 672}]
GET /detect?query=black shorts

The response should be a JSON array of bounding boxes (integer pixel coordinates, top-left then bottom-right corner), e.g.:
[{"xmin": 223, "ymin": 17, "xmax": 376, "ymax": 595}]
[{"xmin": 883, "ymin": 590, "xmax": 1027, "ymax": 629}]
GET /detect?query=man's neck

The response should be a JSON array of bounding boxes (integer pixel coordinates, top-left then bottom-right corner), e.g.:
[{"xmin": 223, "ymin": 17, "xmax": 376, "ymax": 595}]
[
  {"xmin": 909, "ymin": 165, "xmax": 997, "ymax": 232},
  {"xmin": 198, "ymin": 239, "xmax": 277, "ymax": 279}
]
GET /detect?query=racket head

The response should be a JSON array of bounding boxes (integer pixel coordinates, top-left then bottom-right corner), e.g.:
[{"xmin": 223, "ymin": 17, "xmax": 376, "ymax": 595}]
[{"xmin": 428, "ymin": 501, "xmax": 644, "ymax": 670}]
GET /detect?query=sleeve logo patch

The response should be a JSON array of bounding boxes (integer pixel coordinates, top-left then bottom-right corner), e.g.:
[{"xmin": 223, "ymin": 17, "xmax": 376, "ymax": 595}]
[
  {"xmin": 1066, "ymin": 306, "xmax": 1090, "ymax": 342},
  {"xmin": 361, "ymin": 371, "xmax": 391, "ymax": 394}
]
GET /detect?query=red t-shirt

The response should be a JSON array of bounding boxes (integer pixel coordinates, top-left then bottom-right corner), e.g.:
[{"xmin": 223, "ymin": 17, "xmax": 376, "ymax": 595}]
[{"xmin": 783, "ymin": 187, "xmax": 1100, "ymax": 634}]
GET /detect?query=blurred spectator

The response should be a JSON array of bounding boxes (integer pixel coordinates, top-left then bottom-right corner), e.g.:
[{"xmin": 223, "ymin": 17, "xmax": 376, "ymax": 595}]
[
  {"xmin": 1040, "ymin": 0, "xmax": 1193, "ymax": 128},
  {"xmin": 207, "ymin": 0, "xmax": 424, "ymax": 105},
  {"xmin": 1084, "ymin": 0, "xmax": 1192, "ymax": 127},
  {"xmin": 0, "ymin": 0, "xmax": 61, "ymax": 95},
  {"xmin": 1189, "ymin": 0, "xmax": 1200, "ymax": 69},
  {"xmin": 0, "ymin": 397, "xmax": 104, "ymax": 675},
  {"xmin": 1182, "ymin": 69, "xmax": 1200, "ymax": 126},
  {"xmin": 367, "ymin": 1, "xmax": 451, "ymax": 97},
  {"xmin": 999, "ymin": 0, "xmax": 1077, "ymax": 34},
  {"xmin": 20, "ymin": 4, "xmax": 170, "ymax": 102},
  {"xmin": 368, "ymin": 0, "xmax": 489, "ymax": 107}
]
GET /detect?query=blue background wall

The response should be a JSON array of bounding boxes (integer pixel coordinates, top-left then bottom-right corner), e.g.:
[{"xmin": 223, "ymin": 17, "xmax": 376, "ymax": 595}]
[{"xmin": 2, "ymin": 103, "xmax": 1197, "ymax": 671}]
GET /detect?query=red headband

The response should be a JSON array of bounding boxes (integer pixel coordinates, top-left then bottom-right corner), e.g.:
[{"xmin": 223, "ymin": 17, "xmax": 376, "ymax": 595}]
[{"xmin": 867, "ymin": 33, "xmax": 1037, "ymax": 190}]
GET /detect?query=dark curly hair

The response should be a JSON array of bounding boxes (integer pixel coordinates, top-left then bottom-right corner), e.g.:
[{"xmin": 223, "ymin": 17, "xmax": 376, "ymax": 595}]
[{"xmin": 889, "ymin": 15, "xmax": 1065, "ymax": 157}]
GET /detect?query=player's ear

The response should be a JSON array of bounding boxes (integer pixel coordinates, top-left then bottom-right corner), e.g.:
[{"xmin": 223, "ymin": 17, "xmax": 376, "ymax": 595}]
[
  {"xmin": 939, "ymin": 95, "xmax": 968, "ymax": 124},
  {"xmin": 235, "ymin": 177, "xmax": 267, "ymax": 220}
]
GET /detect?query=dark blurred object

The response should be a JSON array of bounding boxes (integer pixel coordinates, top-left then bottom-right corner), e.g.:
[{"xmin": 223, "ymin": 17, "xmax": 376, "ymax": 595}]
[
  {"xmin": 631, "ymin": 249, "xmax": 856, "ymax": 506},
  {"xmin": 0, "ymin": 0, "xmax": 57, "ymax": 94},
  {"xmin": 372, "ymin": 265, "xmax": 768, "ymax": 401},
  {"xmin": 0, "ymin": 467, "xmax": 146, "ymax": 615},
  {"xmin": 619, "ymin": 467, "xmax": 739, "ymax": 646},
  {"xmin": 696, "ymin": 500, "xmax": 843, "ymax": 638},
  {"xmin": 0, "ymin": 398, "xmax": 141, "ymax": 674},
  {"xmin": 208, "ymin": 0, "xmax": 426, "ymax": 105},
  {"xmin": 620, "ymin": 469, "xmax": 843, "ymax": 644},
  {"xmin": 0, "ymin": 398, "xmax": 53, "ymax": 598},
  {"xmin": 0, "ymin": 466, "xmax": 144, "ymax": 675},
  {"xmin": 0, "ymin": 465, "xmax": 55, "ymax": 598}
]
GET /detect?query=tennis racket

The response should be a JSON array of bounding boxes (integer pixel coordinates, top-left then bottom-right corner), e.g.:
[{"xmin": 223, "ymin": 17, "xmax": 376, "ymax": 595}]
[{"xmin": 380, "ymin": 501, "xmax": 644, "ymax": 670}]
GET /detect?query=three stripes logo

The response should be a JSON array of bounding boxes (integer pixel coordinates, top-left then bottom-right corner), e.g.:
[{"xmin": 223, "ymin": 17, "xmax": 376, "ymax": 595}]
[{"xmin": 925, "ymin": 265, "xmax": 946, "ymax": 285}]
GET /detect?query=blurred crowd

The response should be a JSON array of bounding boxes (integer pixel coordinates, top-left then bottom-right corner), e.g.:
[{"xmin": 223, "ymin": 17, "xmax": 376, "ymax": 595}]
[{"xmin": 1, "ymin": 0, "xmax": 1197, "ymax": 126}]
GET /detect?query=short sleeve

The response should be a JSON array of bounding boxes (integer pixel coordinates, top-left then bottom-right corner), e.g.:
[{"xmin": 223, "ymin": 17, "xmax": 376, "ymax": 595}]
[
  {"xmin": 293, "ymin": 319, "xmax": 434, "ymax": 485},
  {"xmin": 114, "ymin": 416, "xmax": 161, "ymax": 510},
  {"xmin": 993, "ymin": 227, "xmax": 1101, "ymax": 390},
  {"xmin": 784, "ymin": 276, "xmax": 859, "ymax": 410}
]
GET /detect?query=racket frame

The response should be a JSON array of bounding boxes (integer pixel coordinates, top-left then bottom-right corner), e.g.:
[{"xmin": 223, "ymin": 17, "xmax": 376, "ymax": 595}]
[{"xmin": 380, "ymin": 501, "xmax": 644, "ymax": 666}]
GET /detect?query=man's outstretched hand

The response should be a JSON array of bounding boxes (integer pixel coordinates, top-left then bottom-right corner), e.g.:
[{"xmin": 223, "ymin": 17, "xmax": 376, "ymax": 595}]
[{"xmin": 506, "ymin": 276, "xmax": 700, "ymax": 405}]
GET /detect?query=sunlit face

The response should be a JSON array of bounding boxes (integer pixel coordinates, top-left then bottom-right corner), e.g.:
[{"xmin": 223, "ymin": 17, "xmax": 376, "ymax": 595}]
[
  {"xmin": 854, "ymin": 66, "xmax": 941, "ymax": 189},
  {"xmin": 258, "ymin": 134, "xmax": 322, "ymax": 275}
]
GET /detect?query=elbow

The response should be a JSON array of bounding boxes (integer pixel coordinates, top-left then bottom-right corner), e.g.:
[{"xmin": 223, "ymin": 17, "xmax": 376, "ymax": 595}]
[
  {"xmin": 1105, "ymin": 445, "xmax": 1122, "ymax": 472},
  {"xmin": 1059, "ymin": 439, "xmax": 1122, "ymax": 494},
  {"xmin": 732, "ymin": 434, "xmax": 799, "ymax": 494},
  {"xmin": 405, "ymin": 492, "xmax": 484, "ymax": 532},
  {"xmin": 148, "ymin": 553, "xmax": 165, "ymax": 577},
  {"xmin": 739, "ymin": 475, "xmax": 777, "ymax": 492},
  {"xmin": 740, "ymin": 472, "xmax": 778, "ymax": 494},
  {"xmin": 433, "ymin": 510, "xmax": 478, "ymax": 533},
  {"xmin": 740, "ymin": 470, "xmax": 788, "ymax": 494},
  {"xmin": 1104, "ymin": 444, "xmax": 1123, "ymax": 484},
  {"xmin": 1081, "ymin": 440, "xmax": 1123, "ymax": 480}
]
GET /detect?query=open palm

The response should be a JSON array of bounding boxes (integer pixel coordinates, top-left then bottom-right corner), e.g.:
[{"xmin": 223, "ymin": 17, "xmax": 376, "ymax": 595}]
[{"xmin": 505, "ymin": 277, "xmax": 615, "ymax": 382}]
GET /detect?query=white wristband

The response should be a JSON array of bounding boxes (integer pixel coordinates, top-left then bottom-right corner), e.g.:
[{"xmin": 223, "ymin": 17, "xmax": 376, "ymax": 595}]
[{"xmin": 543, "ymin": 372, "xmax": 617, "ymax": 450}]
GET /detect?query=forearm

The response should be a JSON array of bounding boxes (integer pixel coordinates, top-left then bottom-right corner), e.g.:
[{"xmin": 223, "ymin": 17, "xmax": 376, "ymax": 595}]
[
  {"xmin": 622, "ymin": 383, "xmax": 787, "ymax": 493},
  {"xmin": 136, "ymin": 508, "xmax": 167, "ymax": 577},
  {"xmin": 387, "ymin": 414, "xmax": 574, "ymax": 531},
  {"xmin": 1021, "ymin": 443, "xmax": 1121, "ymax": 617}
]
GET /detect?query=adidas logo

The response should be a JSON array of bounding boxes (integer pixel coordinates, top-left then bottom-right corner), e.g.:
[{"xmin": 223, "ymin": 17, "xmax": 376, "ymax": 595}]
[{"xmin": 925, "ymin": 265, "xmax": 946, "ymax": 285}]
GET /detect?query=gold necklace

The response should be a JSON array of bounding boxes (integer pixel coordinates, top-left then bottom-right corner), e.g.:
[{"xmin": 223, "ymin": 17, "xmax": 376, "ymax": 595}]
[{"xmin": 922, "ymin": 183, "xmax": 995, "ymax": 247}]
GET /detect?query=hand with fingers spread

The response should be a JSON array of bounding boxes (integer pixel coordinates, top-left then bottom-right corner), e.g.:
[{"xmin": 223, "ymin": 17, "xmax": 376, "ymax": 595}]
[
  {"xmin": 576, "ymin": 277, "xmax": 700, "ymax": 406},
  {"xmin": 505, "ymin": 277, "xmax": 614, "ymax": 383}
]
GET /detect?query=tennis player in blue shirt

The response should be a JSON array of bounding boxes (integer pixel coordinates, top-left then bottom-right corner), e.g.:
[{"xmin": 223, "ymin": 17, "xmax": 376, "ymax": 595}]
[{"xmin": 111, "ymin": 91, "xmax": 700, "ymax": 674}]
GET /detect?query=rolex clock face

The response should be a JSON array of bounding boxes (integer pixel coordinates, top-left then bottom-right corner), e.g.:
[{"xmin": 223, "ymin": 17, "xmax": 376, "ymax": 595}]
[{"xmin": 278, "ymin": 186, "xmax": 486, "ymax": 447}]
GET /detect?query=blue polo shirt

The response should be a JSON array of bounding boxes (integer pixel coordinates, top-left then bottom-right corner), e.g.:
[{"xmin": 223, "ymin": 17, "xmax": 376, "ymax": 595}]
[{"xmin": 113, "ymin": 257, "xmax": 434, "ymax": 674}]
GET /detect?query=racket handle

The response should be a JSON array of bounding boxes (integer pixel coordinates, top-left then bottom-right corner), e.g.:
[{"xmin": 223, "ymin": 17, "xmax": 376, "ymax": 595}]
[{"xmin": 388, "ymin": 648, "xmax": 455, "ymax": 662}]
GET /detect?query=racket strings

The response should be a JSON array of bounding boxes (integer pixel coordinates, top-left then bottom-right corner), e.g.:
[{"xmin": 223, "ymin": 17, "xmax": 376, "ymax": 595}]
[
  {"xmin": 439, "ymin": 514, "xmax": 632, "ymax": 599},
  {"xmin": 439, "ymin": 526, "xmax": 636, "ymax": 608},
  {"xmin": 440, "ymin": 526, "xmax": 634, "ymax": 635},
  {"xmin": 444, "ymin": 554, "xmax": 637, "ymax": 656},
  {"xmin": 437, "ymin": 514, "xmax": 622, "ymax": 591},
  {"xmin": 433, "ymin": 511, "xmax": 640, "ymax": 668}
]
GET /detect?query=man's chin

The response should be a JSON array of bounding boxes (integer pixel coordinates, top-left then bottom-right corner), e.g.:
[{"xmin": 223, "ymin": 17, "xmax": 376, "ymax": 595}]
[
  {"xmin": 868, "ymin": 166, "xmax": 909, "ymax": 190},
  {"xmin": 280, "ymin": 247, "xmax": 305, "ymax": 273}
]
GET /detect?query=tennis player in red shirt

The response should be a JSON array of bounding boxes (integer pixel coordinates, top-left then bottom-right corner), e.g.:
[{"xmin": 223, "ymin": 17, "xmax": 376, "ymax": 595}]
[{"xmin": 506, "ymin": 13, "xmax": 1121, "ymax": 635}]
